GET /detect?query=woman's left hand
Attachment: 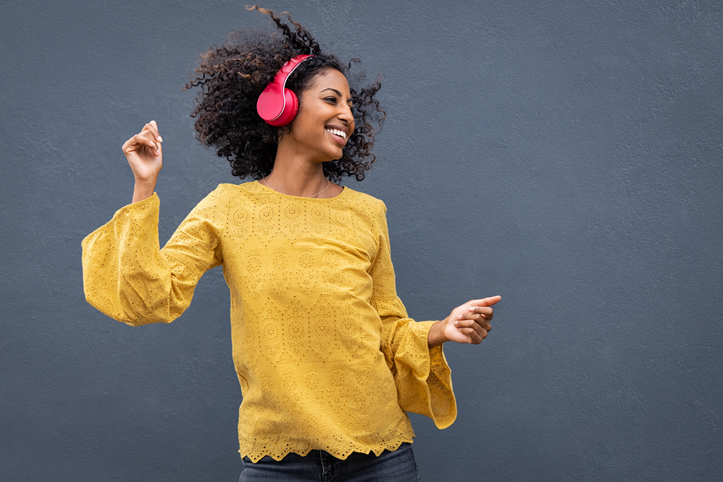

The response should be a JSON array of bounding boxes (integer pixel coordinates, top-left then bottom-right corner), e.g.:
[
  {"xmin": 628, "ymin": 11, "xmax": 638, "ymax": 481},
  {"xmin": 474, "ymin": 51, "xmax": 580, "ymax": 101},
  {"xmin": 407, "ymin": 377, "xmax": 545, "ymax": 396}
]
[{"xmin": 428, "ymin": 296, "xmax": 501, "ymax": 347}]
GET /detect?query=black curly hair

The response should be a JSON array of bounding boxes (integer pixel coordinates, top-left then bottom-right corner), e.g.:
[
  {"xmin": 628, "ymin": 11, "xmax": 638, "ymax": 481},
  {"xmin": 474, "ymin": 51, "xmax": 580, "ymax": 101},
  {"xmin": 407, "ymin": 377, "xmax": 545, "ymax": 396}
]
[{"xmin": 184, "ymin": 6, "xmax": 385, "ymax": 182}]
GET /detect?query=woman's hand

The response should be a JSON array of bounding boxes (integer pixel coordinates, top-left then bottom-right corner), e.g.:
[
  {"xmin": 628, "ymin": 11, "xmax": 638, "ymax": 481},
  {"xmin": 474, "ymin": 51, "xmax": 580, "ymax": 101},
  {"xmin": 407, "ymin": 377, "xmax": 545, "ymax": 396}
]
[
  {"xmin": 428, "ymin": 296, "xmax": 501, "ymax": 347},
  {"xmin": 121, "ymin": 120, "xmax": 163, "ymax": 202}
]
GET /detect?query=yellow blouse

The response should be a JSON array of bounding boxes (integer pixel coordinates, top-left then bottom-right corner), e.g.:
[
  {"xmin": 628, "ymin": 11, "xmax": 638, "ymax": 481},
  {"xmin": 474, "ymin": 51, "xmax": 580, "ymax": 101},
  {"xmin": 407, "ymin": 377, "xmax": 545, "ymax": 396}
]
[{"xmin": 81, "ymin": 181, "xmax": 456, "ymax": 462}]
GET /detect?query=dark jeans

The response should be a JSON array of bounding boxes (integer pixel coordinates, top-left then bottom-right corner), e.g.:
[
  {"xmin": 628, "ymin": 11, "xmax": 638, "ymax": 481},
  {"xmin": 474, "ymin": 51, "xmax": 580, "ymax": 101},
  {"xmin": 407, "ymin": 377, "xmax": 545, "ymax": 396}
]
[{"xmin": 239, "ymin": 442, "xmax": 421, "ymax": 481}]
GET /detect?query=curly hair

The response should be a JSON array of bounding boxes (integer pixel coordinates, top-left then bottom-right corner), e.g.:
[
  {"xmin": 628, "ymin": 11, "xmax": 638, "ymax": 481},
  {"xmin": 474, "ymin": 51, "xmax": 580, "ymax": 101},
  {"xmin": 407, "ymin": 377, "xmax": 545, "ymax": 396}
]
[{"xmin": 184, "ymin": 6, "xmax": 385, "ymax": 182}]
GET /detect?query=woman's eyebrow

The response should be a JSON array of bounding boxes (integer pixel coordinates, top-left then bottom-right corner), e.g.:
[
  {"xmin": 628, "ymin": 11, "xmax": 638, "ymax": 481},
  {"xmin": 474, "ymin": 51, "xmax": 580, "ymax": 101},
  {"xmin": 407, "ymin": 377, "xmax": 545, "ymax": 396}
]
[{"xmin": 320, "ymin": 88, "xmax": 343, "ymax": 96}]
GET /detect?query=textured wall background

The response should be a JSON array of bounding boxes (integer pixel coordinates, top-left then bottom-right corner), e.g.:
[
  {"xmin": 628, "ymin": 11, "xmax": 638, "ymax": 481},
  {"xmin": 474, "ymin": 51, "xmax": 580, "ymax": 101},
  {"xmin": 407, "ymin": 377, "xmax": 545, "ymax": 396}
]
[{"xmin": 2, "ymin": 0, "xmax": 722, "ymax": 480}]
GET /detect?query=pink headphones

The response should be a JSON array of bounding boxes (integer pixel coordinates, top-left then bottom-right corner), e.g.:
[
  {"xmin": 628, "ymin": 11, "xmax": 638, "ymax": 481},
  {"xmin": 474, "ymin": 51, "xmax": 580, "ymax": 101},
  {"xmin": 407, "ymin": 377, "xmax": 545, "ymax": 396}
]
[{"xmin": 257, "ymin": 54, "xmax": 315, "ymax": 126}]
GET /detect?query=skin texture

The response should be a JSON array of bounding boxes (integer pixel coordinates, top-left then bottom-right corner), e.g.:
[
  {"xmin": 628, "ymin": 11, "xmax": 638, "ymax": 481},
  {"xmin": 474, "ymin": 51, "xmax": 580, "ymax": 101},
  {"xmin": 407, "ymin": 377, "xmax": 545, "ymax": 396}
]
[{"xmin": 121, "ymin": 72, "xmax": 498, "ymax": 349}]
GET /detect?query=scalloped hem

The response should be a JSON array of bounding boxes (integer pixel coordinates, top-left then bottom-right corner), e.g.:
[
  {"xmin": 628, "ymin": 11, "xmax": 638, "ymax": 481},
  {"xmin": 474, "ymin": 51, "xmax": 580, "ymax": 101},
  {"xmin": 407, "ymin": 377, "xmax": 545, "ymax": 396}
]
[{"xmin": 239, "ymin": 435, "xmax": 416, "ymax": 463}]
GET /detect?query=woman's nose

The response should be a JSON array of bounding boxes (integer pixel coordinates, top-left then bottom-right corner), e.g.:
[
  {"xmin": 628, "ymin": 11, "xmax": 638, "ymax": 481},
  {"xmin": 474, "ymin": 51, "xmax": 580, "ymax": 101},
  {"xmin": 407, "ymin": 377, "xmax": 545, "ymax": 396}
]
[{"xmin": 338, "ymin": 104, "xmax": 353, "ymax": 123}]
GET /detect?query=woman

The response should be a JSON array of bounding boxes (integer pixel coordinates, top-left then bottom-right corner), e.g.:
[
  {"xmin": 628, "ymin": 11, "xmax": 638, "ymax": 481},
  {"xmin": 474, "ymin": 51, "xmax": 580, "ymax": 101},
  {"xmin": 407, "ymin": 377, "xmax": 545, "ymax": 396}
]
[{"xmin": 82, "ymin": 6, "xmax": 500, "ymax": 481}]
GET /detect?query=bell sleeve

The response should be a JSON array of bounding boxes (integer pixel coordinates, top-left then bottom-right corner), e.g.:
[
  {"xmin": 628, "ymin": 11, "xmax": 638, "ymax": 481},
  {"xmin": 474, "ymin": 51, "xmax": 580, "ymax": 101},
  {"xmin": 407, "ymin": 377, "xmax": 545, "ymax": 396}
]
[
  {"xmin": 81, "ymin": 187, "xmax": 227, "ymax": 326},
  {"xmin": 369, "ymin": 201, "xmax": 457, "ymax": 429}
]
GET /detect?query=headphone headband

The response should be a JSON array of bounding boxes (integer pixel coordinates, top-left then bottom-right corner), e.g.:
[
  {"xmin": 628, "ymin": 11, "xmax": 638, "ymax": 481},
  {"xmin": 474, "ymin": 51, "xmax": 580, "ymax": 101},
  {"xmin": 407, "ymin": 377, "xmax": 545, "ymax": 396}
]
[{"xmin": 257, "ymin": 55, "xmax": 315, "ymax": 126}]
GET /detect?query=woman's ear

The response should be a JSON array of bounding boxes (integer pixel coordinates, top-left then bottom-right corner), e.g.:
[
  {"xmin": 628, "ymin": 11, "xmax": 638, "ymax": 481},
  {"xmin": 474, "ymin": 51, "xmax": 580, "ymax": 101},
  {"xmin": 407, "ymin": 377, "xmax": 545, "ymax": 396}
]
[{"xmin": 277, "ymin": 125, "xmax": 292, "ymax": 139}]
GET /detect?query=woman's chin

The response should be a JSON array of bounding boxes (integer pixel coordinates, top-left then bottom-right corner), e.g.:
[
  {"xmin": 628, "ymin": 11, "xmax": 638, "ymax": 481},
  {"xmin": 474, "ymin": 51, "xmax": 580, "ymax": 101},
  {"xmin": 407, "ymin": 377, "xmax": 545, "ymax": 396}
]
[{"xmin": 322, "ymin": 147, "xmax": 344, "ymax": 162}]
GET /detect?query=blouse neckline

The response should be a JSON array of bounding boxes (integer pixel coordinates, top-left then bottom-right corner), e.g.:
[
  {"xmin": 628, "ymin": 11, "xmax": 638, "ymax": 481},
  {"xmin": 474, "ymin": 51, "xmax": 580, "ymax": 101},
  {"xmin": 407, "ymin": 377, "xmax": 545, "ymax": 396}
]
[{"xmin": 255, "ymin": 180, "xmax": 347, "ymax": 201}]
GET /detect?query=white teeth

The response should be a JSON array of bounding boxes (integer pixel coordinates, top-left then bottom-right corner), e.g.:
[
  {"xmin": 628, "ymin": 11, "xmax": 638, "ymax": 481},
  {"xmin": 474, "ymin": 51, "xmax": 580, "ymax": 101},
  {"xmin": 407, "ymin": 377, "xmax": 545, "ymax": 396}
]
[{"xmin": 326, "ymin": 128, "xmax": 347, "ymax": 140}]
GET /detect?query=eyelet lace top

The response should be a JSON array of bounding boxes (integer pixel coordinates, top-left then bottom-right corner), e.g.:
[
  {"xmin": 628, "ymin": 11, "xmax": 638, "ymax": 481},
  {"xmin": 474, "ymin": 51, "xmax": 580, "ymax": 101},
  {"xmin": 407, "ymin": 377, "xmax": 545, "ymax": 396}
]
[{"xmin": 82, "ymin": 182, "xmax": 456, "ymax": 462}]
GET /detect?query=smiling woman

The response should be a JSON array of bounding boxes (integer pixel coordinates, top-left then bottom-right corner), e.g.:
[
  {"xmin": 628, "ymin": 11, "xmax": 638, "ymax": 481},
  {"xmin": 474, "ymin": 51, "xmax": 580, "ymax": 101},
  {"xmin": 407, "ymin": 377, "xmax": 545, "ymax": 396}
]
[
  {"xmin": 268, "ymin": 69, "xmax": 356, "ymax": 196},
  {"xmin": 184, "ymin": 6, "xmax": 384, "ymax": 186},
  {"xmin": 80, "ymin": 5, "xmax": 499, "ymax": 481}
]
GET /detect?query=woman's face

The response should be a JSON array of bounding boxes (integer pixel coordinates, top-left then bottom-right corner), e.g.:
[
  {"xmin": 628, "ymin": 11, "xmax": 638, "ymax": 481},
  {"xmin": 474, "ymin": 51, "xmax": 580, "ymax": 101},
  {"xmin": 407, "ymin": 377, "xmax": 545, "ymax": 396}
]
[{"xmin": 287, "ymin": 68, "xmax": 355, "ymax": 163}]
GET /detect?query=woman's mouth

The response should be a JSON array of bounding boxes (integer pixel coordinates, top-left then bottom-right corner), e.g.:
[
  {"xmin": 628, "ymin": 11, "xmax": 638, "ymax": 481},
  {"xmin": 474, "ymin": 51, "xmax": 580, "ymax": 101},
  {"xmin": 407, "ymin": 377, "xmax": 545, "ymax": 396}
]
[
  {"xmin": 325, "ymin": 127, "xmax": 348, "ymax": 147},
  {"xmin": 325, "ymin": 128, "xmax": 347, "ymax": 140}
]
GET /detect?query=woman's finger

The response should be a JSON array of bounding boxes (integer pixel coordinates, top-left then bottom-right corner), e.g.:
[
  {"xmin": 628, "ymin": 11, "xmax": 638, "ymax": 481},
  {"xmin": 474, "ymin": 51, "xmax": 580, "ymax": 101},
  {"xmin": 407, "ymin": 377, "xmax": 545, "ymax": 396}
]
[
  {"xmin": 144, "ymin": 121, "xmax": 163, "ymax": 143},
  {"xmin": 140, "ymin": 131, "xmax": 161, "ymax": 153},
  {"xmin": 471, "ymin": 319, "xmax": 489, "ymax": 337},
  {"xmin": 123, "ymin": 131, "xmax": 153, "ymax": 150},
  {"xmin": 459, "ymin": 326, "xmax": 479, "ymax": 339},
  {"xmin": 469, "ymin": 306, "xmax": 493, "ymax": 316},
  {"xmin": 473, "ymin": 314, "xmax": 492, "ymax": 332},
  {"xmin": 124, "ymin": 133, "xmax": 160, "ymax": 157},
  {"xmin": 457, "ymin": 311, "xmax": 492, "ymax": 325},
  {"xmin": 456, "ymin": 318, "xmax": 491, "ymax": 335},
  {"xmin": 468, "ymin": 306, "xmax": 493, "ymax": 324},
  {"xmin": 469, "ymin": 296, "xmax": 501, "ymax": 308},
  {"xmin": 463, "ymin": 326, "xmax": 487, "ymax": 344}
]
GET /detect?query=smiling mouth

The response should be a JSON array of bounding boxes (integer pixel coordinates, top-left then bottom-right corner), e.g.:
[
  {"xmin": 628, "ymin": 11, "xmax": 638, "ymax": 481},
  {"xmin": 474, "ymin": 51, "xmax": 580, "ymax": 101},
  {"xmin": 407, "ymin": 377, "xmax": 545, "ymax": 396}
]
[{"xmin": 325, "ymin": 128, "xmax": 347, "ymax": 140}]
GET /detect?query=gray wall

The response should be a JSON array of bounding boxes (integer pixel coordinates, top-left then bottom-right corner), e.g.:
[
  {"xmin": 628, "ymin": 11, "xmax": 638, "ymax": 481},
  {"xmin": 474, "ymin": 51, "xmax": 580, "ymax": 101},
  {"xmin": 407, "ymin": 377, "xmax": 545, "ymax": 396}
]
[{"xmin": 2, "ymin": 0, "xmax": 721, "ymax": 480}]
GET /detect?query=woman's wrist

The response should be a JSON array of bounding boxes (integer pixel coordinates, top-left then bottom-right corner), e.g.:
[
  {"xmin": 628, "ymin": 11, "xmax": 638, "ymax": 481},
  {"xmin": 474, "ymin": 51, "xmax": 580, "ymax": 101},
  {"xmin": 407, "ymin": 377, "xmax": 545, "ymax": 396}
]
[
  {"xmin": 132, "ymin": 178, "xmax": 157, "ymax": 203},
  {"xmin": 428, "ymin": 319, "xmax": 448, "ymax": 348}
]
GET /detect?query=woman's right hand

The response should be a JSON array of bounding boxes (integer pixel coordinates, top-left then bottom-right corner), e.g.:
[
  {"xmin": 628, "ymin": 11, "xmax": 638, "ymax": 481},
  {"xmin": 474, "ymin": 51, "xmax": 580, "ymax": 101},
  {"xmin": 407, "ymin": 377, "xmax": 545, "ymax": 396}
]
[
  {"xmin": 122, "ymin": 121, "xmax": 163, "ymax": 202},
  {"xmin": 122, "ymin": 120, "xmax": 163, "ymax": 181}
]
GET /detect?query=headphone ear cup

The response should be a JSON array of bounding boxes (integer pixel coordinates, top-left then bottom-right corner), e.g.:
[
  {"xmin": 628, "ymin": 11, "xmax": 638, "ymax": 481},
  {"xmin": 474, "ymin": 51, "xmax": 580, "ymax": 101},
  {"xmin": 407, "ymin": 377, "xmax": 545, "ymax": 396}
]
[
  {"xmin": 271, "ymin": 89, "xmax": 300, "ymax": 127},
  {"xmin": 257, "ymin": 55, "xmax": 313, "ymax": 126},
  {"xmin": 256, "ymin": 86, "xmax": 284, "ymax": 124}
]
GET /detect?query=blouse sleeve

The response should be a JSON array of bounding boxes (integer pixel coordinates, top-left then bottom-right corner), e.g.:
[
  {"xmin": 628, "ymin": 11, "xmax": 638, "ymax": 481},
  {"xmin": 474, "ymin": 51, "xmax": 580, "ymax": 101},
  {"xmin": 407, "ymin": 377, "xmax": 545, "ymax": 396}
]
[
  {"xmin": 81, "ymin": 187, "xmax": 227, "ymax": 326},
  {"xmin": 369, "ymin": 201, "xmax": 457, "ymax": 429}
]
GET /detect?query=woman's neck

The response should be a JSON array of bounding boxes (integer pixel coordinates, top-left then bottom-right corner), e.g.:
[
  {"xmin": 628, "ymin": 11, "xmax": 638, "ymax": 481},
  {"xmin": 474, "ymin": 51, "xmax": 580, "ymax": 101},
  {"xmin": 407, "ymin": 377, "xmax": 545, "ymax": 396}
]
[{"xmin": 264, "ymin": 154, "xmax": 341, "ymax": 198}]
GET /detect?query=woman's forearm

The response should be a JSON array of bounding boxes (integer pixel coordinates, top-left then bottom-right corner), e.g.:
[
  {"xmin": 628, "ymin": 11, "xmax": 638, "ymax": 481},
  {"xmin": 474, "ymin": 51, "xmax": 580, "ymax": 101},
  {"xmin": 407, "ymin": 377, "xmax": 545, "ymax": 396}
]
[
  {"xmin": 427, "ymin": 319, "xmax": 448, "ymax": 348},
  {"xmin": 132, "ymin": 178, "xmax": 157, "ymax": 203}
]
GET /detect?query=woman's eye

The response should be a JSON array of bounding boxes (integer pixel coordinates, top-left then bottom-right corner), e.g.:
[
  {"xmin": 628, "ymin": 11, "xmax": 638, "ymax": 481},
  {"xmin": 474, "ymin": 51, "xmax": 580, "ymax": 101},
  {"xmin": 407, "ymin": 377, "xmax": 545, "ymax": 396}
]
[{"xmin": 325, "ymin": 97, "xmax": 337, "ymax": 103}]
